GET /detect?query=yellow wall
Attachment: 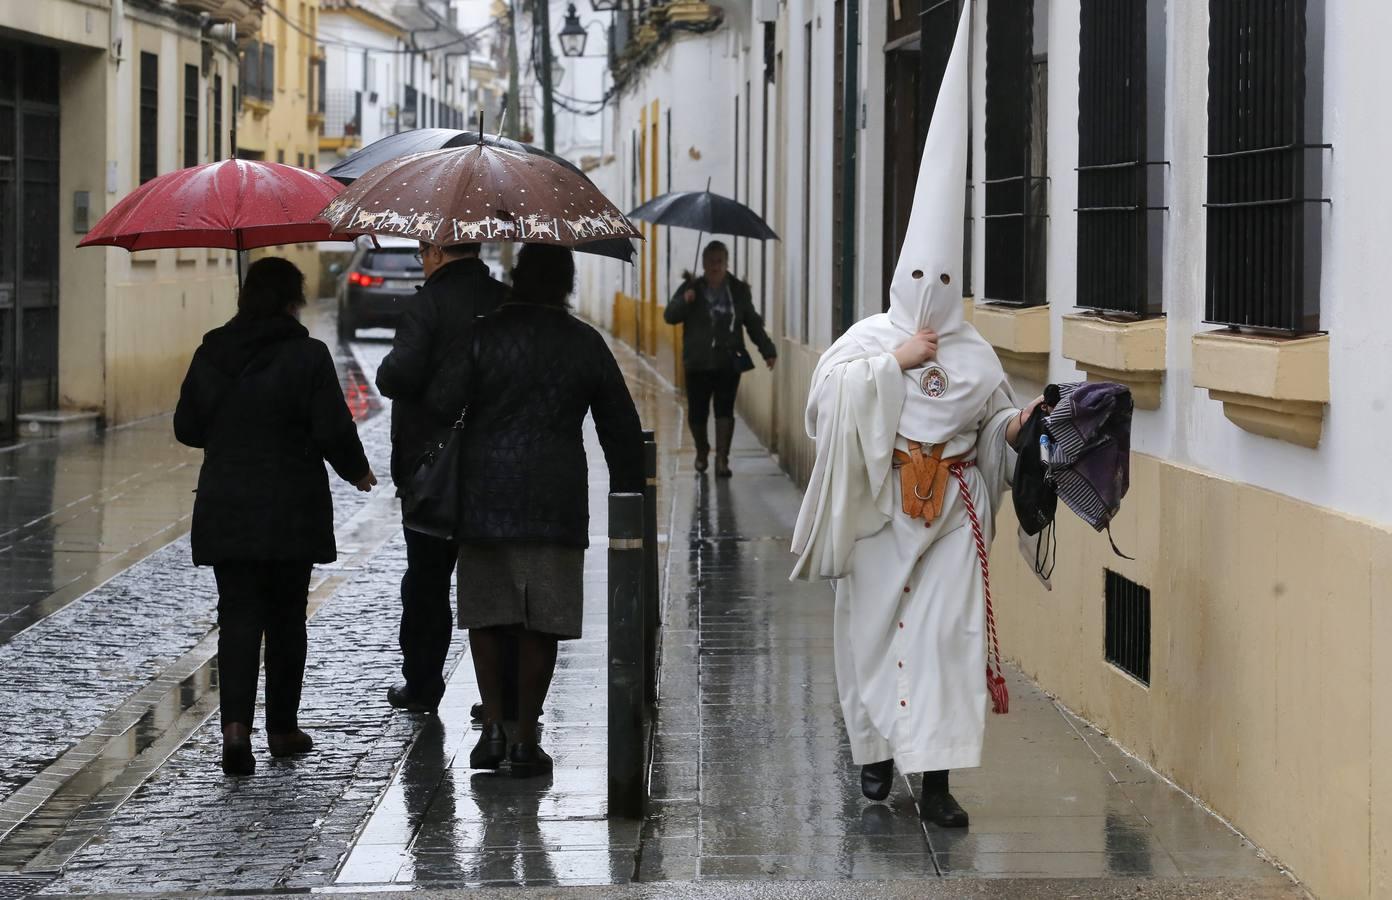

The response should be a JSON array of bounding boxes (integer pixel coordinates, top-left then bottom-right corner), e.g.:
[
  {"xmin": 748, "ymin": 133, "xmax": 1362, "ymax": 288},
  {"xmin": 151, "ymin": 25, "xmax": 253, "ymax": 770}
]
[
  {"xmin": 23, "ymin": 2, "xmax": 240, "ymax": 423},
  {"xmin": 109, "ymin": 252, "xmax": 238, "ymax": 422},
  {"xmin": 239, "ymin": 0, "xmax": 325, "ymax": 298},
  {"xmin": 57, "ymin": 45, "xmax": 109, "ymax": 412},
  {"xmin": 989, "ymin": 452, "xmax": 1391, "ymax": 900}
]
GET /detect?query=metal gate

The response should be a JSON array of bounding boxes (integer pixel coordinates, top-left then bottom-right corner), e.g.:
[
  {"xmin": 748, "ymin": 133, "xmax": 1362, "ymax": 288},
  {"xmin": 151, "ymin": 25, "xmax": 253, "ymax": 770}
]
[{"xmin": 0, "ymin": 41, "xmax": 60, "ymax": 443}]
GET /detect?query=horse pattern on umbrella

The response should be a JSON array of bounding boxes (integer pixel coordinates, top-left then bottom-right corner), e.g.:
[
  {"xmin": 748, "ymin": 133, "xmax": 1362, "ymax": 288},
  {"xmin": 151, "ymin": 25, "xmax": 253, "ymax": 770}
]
[{"xmin": 319, "ymin": 145, "xmax": 642, "ymax": 249}]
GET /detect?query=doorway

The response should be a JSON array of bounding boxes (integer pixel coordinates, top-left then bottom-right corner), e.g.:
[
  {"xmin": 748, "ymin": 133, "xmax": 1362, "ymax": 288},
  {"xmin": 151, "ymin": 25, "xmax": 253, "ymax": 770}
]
[{"xmin": 0, "ymin": 41, "xmax": 61, "ymax": 442}]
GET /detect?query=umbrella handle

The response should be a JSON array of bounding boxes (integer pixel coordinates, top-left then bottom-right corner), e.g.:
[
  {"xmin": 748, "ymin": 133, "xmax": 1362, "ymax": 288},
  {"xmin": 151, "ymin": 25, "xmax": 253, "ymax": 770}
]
[{"xmin": 691, "ymin": 177, "xmax": 712, "ymax": 275}]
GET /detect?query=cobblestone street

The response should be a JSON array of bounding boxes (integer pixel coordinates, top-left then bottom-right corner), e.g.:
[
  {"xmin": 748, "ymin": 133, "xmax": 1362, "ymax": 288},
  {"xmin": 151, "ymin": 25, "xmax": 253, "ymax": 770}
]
[{"xmin": 0, "ymin": 302, "xmax": 1304, "ymax": 899}]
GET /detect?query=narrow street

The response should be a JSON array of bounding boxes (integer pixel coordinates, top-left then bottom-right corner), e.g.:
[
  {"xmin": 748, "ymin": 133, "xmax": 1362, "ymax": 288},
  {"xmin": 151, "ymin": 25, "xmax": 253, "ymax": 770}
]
[{"xmin": 0, "ymin": 298, "xmax": 1303, "ymax": 899}]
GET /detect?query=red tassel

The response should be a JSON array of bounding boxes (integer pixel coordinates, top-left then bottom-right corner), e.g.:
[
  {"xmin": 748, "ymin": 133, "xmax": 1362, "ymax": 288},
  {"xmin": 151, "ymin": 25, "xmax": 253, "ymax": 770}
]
[
  {"xmin": 952, "ymin": 462, "xmax": 1010, "ymax": 716},
  {"xmin": 987, "ymin": 666, "xmax": 1009, "ymax": 715}
]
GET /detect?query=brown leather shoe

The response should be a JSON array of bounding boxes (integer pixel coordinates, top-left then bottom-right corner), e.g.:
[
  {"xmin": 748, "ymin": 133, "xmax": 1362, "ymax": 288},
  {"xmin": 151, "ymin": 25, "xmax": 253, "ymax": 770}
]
[
  {"xmin": 267, "ymin": 729, "xmax": 314, "ymax": 758},
  {"xmin": 222, "ymin": 723, "xmax": 255, "ymax": 776}
]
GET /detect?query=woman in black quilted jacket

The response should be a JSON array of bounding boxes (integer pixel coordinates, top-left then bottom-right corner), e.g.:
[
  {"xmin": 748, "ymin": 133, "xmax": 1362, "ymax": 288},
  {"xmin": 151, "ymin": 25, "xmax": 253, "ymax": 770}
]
[
  {"xmin": 174, "ymin": 257, "xmax": 376, "ymax": 777},
  {"xmin": 427, "ymin": 243, "xmax": 643, "ymax": 777}
]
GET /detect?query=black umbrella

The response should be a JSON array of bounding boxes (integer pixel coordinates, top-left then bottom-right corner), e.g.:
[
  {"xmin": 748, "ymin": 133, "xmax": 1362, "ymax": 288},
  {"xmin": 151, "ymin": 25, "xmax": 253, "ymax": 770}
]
[
  {"xmin": 627, "ymin": 188, "xmax": 779, "ymax": 241},
  {"xmin": 627, "ymin": 182, "xmax": 778, "ymax": 273},
  {"xmin": 326, "ymin": 128, "xmax": 635, "ymax": 262}
]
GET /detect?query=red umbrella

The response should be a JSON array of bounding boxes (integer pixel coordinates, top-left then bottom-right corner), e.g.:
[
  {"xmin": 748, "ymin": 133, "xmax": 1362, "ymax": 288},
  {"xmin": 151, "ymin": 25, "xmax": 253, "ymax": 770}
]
[{"xmin": 79, "ymin": 159, "xmax": 355, "ymax": 253}]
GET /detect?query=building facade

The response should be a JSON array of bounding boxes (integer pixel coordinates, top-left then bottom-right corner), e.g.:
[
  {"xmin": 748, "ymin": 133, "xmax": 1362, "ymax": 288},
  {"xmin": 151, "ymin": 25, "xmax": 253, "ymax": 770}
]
[
  {"xmin": 0, "ymin": 0, "xmax": 244, "ymax": 438},
  {"xmin": 573, "ymin": 2, "xmax": 1392, "ymax": 897},
  {"xmin": 235, "ymin": 0, "xmax": 329, "ymax": 296}
]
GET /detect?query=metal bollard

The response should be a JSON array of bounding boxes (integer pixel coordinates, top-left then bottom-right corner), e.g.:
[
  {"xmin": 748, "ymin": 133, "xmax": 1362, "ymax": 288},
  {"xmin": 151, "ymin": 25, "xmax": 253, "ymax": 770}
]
[
  {"xmin": 607, "ymin": 492, "xmax": 646, "ymax": 819},
  {"xmin": 641, "ymin": 430, "xmax": 659, "ymax": 705}
]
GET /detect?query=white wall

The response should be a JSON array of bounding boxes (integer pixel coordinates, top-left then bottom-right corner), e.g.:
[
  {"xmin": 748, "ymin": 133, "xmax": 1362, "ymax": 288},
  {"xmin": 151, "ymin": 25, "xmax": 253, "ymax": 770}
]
[
  {"xmin": 574, "ymin": 0, "xmax": 1392, "ymax": 529},
  {"xmin": 973, "ymin": 0, "xmax": 1392, "ymax": 528}
]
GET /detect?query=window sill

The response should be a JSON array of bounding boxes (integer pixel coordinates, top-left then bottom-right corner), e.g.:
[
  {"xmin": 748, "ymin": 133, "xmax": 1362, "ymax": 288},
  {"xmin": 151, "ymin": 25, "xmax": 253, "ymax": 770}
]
[
  {"xmin": 1192, "ymin": 330, "xmax": 1329, "ymax": 448},
  {"xmin": 974, "ymin": 303, "xmax": 1050, "ymax": 381},
  {"xmin": 1061, "ymin": 314, "xmax": 1165, "ymax": 410},
  {"xmin": 665, "ymin": 1, "xmax": 718, "ymax": 24}
]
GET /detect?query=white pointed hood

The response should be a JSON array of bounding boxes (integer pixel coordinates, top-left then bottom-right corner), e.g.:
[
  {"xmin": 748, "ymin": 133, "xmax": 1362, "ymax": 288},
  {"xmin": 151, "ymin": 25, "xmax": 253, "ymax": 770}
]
[
  {"xmin": 807, "ymin": 6, "xmax": 1004, "ymax": 446},
  {"xmin": 888, "ymin": 4, "xmax": 971, "ymax": 335}
]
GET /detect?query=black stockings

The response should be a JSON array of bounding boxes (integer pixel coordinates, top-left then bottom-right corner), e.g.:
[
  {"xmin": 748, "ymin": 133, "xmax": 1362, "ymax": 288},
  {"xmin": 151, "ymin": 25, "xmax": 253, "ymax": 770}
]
[{"xmin": 469, "ymin": 626, "xmax": 559, "ymax": 745}]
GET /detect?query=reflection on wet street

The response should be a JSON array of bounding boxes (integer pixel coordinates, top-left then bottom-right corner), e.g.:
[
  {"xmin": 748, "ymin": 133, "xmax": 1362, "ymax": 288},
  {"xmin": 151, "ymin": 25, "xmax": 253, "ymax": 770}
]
[{"xmin": 0, "ymin": 301, "xmax": 1300, "ymax": 898}]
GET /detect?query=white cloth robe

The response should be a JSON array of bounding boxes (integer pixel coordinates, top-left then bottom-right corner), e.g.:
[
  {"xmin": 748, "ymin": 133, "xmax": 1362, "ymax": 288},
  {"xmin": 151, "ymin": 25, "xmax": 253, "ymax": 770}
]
[{"xmin": 792, "ymin": 351, "xmax": 1018, "ymax": 773}]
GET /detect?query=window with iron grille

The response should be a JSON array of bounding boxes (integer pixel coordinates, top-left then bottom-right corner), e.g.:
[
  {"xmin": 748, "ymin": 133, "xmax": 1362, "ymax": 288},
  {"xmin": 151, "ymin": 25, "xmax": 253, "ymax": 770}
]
[
  {"xmin": 261, "ymin": 44, "xmax": 275, "ymax": 103},
  {"xmin": 832, "ymin": 0, "xmax": 845, "ymax": 333},
  {"xmin": 1077, "ymin": 0, "xmax": 1166, "ymax": 316},
  {"xmin": 919, "ymin": 0, "xmax": 972, "ymax": 299},
  {"xmin": 240, "ymin": 43, "xmax": 260, "ymax": 105},
  {"xmin": 1206, "ymin": 0, "xmax": 1326, "ymax": 332},
  {"xmin": 229, "ymin": 84, "xmax": 235, "ymax": 158},
  {"xmin": 214, "ymin": 75, "xmax": 224, "ymax": 160},
  {"xmin": 183, "ymin": 64, "xmax": 199, "ymax": 168},
  {"xmin": 1104, "ymin": 570, "xmax": 1151, "ymax": 684},
  {"xmin": 139, "ymin": 52, "xmax": 158, "ymax": 184},
  {"xmin": 984, "ymin": 0, "xmax": 1048, "ymax": 306}
]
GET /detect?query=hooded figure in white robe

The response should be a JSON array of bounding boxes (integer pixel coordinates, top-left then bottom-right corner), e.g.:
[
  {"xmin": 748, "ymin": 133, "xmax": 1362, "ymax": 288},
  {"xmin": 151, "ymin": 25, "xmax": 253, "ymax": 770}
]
[{"xmin": 790, "ymin": 6, "xmax": 1025, "ymax": 827}]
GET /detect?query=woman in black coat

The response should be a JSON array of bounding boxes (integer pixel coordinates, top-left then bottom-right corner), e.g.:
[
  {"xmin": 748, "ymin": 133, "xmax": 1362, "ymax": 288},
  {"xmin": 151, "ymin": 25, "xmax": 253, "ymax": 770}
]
[
  {"xmin": 174, "ymin": 257, "xmax": 376, "ymax": 776},
  {"xmin": 663, "ymin": 240, "xmax": 777, "ymax": 476},
  {"xmin": 427, "ymin": 243, "xmax": 643, "ymax": 777}
]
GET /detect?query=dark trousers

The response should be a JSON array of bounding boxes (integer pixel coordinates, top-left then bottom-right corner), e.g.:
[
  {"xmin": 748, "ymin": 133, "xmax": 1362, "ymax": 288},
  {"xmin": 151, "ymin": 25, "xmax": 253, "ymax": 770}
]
[
  {"xmin": 214, "ymin": 561, "xmax": 313, "ymax": 732},
  {"xmin": 400, "ymin": 526, "xmax": 459, "ymax": 703},
  {"xmin": 685, "ymin": 369, "xmax": 741, "ymax": 430}
]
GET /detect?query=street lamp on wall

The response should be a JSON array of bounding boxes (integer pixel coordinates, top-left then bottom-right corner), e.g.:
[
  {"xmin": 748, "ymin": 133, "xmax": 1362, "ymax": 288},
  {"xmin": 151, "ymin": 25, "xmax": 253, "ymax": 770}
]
[{"xmin": 559, "ymin": 4, "xmax": 588, "ymax": 58}]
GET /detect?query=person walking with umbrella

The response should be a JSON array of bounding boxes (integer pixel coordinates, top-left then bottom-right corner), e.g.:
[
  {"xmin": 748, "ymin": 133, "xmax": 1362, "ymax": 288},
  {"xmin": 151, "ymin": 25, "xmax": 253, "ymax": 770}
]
[
  {"xmin": 427, "ymin": 244, "xmax": 644, "ymax": 776},
  {"xmin": 663, "ymin": 240, "xmax": 777, "ymax": 477},
  {"xmin": 174, "ymin": 258, "xmax": 377, "ymax": 776},
  {"xmin": 630, "ymin": 182, "xmax": 781, "ymax": 478},
  {"xmin": 375, "ymin": 239, "xmax": 506, "ymax": 718},
  {"xmin": 320, "ymin": 139, "xmax": 645, "ymax": 775}
]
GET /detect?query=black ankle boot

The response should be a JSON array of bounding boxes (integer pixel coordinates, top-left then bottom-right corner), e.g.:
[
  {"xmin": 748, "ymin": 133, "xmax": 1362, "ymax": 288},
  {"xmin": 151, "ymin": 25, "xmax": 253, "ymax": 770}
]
[
  {"xmin": 469, "ymin": 722, "xmax": 508, "ymax": 770},
  {"xmin": 221, "ymin": 723, "xmax": 255, "ymax": 777},
  {"xmin": 861, "ymin": 760, "xmax": 894, "ymax": 801},
  {"xmin": 508, "ymin": 741, "xmax": 554, "ymax": 778},
  {"xmin": 919, "ymin": 769, "xmax": 969, "ymax": 828}
]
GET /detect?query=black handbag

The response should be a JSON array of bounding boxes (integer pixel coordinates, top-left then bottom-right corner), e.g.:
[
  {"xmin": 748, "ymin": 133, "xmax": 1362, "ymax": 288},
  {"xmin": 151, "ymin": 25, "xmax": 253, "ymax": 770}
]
[
  {"xmin": 1012, "ymin": 402, "xmax": 1058, "ymax": 536},
  {"xmin": 732, "ymin": 345, "xmax": 756, "ymax": 374},
  {"xmin": 401, "ymin": 407, "xmax": 467, "ymax": 540}
]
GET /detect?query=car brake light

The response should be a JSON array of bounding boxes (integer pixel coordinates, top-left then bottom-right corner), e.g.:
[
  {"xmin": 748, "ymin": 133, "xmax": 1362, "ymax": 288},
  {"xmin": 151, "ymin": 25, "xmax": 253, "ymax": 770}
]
[{"xmin": 348, "ymin": 272, "xmax": 384, "ymax": 287}]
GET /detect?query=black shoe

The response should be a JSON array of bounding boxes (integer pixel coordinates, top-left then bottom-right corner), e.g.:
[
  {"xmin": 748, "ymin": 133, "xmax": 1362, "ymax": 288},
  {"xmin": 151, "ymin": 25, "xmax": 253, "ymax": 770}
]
[
  {"xmin": 469, "ymin": 722, "xmax": 508, "ymax": 770},
  {"xmin": 221, "ymin": 723, "xmax": 255, "ymax": 777},
  {"xmin": 861, "ymin": 759, "xmax": 894, "ymax": 801},
  {"xmin": 919, "ymin": 790, "xmax": 969, "ymax": 828},
  {"xmin": 508, "ymin": 741, "xmax": 554, "ymax": 778},
  {"xmin": 267, "ymin": 729, "xmax": 314, "ymax": 758},
  {"xmin": 387, "ymin": 683, "xmax": 438, "ymax": 715}
]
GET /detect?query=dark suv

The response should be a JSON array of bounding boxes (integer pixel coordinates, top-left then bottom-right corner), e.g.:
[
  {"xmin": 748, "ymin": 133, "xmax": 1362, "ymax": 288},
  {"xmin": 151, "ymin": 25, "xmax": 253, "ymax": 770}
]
[{"xmin": 336, "ymin": 239, "xmax": 424, "ymax": 340}]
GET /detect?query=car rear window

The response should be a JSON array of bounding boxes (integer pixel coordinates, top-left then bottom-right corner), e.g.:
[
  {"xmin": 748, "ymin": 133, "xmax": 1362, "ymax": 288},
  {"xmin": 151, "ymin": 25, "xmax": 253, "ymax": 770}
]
[{"xmin": 362, "ymin": 249, "xmax": 420, "ymax": 272}]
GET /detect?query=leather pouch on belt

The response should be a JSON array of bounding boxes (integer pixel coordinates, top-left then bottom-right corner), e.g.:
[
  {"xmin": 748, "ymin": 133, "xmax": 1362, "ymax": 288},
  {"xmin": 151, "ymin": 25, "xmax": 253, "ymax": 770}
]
[{"xmin": 893, "ymin": 441, "xmax": 951, "ymax": 525}]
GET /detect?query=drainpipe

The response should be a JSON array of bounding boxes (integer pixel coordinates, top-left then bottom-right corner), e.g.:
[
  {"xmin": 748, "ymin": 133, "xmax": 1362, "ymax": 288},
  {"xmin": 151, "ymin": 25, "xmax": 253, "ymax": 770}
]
[
  {"xmin": 839, "ymin": 0, "xmax": 860, "ymax": 334},
  {"xmin": 110, "ymin": 0, "xmax": 126, "ymax": 63}
]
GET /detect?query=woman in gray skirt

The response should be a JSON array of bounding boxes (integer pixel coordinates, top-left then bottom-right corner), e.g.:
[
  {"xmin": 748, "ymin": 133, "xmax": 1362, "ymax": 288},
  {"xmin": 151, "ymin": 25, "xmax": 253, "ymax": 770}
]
[{"xmin": 428, "ymin": 243, "xmax": 643, "ymax": 777}]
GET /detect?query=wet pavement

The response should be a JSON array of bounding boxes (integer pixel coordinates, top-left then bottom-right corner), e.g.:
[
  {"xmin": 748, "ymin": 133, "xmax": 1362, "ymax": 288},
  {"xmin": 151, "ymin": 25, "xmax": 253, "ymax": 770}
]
[{"xmin": 0, "ymin": 300, "xmax": 1305, "ymax": 898}]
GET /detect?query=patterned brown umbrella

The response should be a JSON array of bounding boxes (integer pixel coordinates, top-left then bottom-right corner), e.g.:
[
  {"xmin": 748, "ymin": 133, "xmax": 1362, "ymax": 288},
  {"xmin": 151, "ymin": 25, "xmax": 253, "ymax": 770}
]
[{"xmin": 318, "ymin": 143, "xmax": 642, "ymax": 249}]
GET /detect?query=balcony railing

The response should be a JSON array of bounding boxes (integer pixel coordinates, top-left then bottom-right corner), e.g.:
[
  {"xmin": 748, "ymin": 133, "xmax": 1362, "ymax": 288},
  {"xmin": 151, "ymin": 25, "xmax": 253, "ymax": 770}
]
[
  {"xmin": 323, "ymin": 88, "xmax": 363, "ymax": 142},
  {"xmin": 239, "ymin": 41, "xmax": 274, "ymax": 105}
]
